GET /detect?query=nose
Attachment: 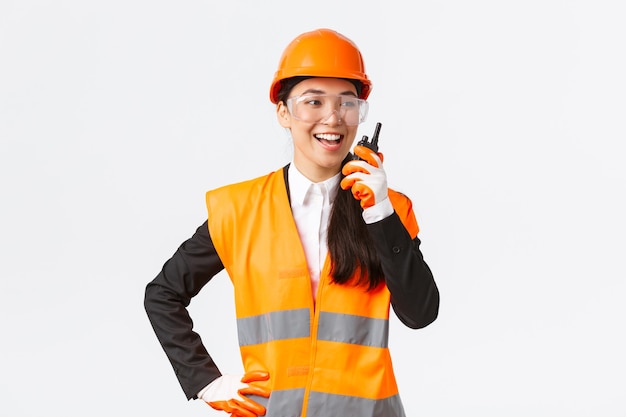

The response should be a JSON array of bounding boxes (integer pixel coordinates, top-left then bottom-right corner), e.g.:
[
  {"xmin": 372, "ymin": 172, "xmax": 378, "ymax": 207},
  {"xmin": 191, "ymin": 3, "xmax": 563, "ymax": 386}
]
[{"xmin": 320, "ymin": 109, "xmax": 343, "ymax": 126}]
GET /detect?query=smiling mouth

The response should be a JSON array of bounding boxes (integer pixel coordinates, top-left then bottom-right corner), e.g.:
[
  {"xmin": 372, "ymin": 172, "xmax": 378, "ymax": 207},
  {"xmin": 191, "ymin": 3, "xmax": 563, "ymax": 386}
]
[{"xmin": 314, "ymin": 133, "xmax": 343, "ymax": 146}]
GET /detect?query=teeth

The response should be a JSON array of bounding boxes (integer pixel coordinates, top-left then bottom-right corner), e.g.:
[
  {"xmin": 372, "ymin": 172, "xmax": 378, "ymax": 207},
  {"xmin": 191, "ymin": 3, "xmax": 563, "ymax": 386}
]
[{"xmin": 315, "ymin": 133, "xmax": 341, "ymax": 141}]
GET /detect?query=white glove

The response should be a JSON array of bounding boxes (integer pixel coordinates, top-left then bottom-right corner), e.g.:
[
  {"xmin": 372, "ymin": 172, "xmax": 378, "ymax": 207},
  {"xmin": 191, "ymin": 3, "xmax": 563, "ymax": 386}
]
[
  {"xmin": 198, "ymin": 374, "xmax": 248, "ymax": 402},
  {"xmin": 198, "ymin": 372, "xmax": 270, "ymax": 417},
  {"xmin": 341, "ymin": 145, "xmax": 390, "ymax": 209}
]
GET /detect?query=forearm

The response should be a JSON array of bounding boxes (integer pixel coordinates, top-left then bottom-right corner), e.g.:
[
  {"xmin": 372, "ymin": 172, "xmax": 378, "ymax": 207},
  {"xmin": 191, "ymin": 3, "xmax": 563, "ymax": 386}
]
[
  {"xmin": 367, "ymin": 212, "xmax": 439, "ymax": 329},
  {"xmin": 144, "ymin": 221, "xmax": 225, "ymax": 399},
  {"xmin": 145, "ymin": 282, "xmax": 221, "ymax": 399}
]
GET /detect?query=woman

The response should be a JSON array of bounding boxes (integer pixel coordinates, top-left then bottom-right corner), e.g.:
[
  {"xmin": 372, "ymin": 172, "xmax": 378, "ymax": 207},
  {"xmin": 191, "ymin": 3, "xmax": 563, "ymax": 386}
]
[{"xmin": 145, "ymin": 28, "xmax": 439, "ymax": 417}]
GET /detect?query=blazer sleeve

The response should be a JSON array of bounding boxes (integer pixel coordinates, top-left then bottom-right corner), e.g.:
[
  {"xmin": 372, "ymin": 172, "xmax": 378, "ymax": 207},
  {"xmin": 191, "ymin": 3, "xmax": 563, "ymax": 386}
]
[
  {"xmin": 144, "ymin": 221, "xmax": 225, "ymax": 399},
  {"xmin": 367, "ymin": 211, "xmax": 440, "ymax": 329}
]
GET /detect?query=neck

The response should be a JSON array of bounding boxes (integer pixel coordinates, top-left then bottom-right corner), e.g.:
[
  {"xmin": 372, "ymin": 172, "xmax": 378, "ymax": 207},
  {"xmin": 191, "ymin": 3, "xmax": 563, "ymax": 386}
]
[{"xmin": 293, "ymin": 161, "xmax": 340, "ymax": 183}]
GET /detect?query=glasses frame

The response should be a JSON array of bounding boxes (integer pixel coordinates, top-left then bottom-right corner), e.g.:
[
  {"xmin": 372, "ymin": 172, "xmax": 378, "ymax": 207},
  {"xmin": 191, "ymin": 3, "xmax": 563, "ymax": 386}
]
[{"xmin": 285, "ymin": 94, "xmax": 369, "ymax": 126}]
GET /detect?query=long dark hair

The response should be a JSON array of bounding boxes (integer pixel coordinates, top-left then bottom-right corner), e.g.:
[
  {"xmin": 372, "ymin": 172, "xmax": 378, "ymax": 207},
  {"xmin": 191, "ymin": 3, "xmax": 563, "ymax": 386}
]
[{"xmin": 277, "ymin": 77, "xmax": 384, "ymax": 290}]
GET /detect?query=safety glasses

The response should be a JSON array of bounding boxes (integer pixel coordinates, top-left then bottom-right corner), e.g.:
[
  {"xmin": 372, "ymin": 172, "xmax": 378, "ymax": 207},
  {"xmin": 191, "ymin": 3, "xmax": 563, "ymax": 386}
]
[{"xmin": 285, "ymin": 94, "xmax": 369, "ymax": 126}]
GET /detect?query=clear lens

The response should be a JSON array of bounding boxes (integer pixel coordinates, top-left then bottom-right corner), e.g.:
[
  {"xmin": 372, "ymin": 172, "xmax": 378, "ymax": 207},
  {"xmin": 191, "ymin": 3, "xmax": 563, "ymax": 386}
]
[{"xmin": 286, "ymin": 94, "xmax": 368, "ymax": 126}]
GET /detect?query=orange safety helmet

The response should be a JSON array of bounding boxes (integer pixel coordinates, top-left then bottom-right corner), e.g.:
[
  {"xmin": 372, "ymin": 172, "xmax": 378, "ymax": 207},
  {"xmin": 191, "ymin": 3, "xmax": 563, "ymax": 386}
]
[{"xmin": 269, "ymin": 28, "xmax": 372, "ymax": 104}]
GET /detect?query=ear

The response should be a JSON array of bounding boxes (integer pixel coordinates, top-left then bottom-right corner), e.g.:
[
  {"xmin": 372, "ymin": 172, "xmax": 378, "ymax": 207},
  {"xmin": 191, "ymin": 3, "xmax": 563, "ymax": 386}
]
[{"xmin": 276, "ymin": 102, "xmax": 291, "ymax": 128}]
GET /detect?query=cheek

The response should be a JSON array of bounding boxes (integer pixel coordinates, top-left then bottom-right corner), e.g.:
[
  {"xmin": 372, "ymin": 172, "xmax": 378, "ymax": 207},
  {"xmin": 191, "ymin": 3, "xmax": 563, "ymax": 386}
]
[
  {"xmin": 289, "ymin": 130, "xmax": 315, "ymax": 151},
  {"xmin": 289, "ymin": 124, "xmax": 312, "ymax": 142},
  {"xmin": 343, "ymin": 129, "xmax": 358, "ymax": 145}
]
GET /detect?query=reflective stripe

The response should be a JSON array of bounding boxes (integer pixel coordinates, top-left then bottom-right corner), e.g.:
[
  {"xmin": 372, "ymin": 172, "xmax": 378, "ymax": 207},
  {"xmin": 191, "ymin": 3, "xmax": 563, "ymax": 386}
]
[
  {"xmin": 252, "ymin": 389, "xmax": 405, "ymax": 417},
  {"xmin": 238, "ymin": 310, "xmax": 388, "ymax": 347},
  {"xmin": 307, "ymin": 391, "xmax": 406, "ymax": 417},
  {"xmin": 250, "ymin": 388, "xmax": 305, "ymax": 417},
  {"xmin": 317, "ymin": 311, "xmax": 389, "ymax": 348},
  {"xmin": 237, "ymin": 308, "xmax": 310, "ymax": 346}
]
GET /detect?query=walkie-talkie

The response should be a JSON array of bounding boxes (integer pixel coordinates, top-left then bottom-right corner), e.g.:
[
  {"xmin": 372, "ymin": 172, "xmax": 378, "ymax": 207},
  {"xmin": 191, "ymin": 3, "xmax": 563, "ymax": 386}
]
[{"xmin": 353, "ymin": 122, "xmax": 382, "ymax": 160}]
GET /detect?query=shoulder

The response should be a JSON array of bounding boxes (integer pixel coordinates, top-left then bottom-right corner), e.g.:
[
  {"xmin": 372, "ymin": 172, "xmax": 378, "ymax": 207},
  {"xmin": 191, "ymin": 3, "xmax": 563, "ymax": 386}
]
[
  {"xmin": 207, "ymin": 168, "xmax": 285, "ymax": 200},
  {"xmin": 205, "ymin": 167, "xmax": 288, "ymax": 216},
  {"xmin": 388, "ymin": 188, "xmax": 420, "ymax": 237},
  {"xmin": 388, "ymin": 188, "xmax": 413, "ymax": 211}
]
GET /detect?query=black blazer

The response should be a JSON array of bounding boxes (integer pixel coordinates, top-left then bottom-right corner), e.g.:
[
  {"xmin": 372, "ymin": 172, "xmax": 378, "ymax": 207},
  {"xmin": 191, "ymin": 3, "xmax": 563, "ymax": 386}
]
[{"xmin": 144, "ymin": 166, "xmax": 439, "ymax": 399}]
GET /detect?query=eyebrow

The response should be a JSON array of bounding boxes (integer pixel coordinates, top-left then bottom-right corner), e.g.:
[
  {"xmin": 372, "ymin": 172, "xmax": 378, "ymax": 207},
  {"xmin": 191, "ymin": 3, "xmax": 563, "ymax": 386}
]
[{"xmin": 300, "ymin": 88, "xmax": 358, "ymax": 97}]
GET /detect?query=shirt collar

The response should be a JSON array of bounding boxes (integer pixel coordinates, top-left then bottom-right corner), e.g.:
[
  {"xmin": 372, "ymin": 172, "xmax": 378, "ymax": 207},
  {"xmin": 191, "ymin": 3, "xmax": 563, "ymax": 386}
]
[{"xmin": 288, "ymin": 163, "xmax": 341, "ymax": 206}]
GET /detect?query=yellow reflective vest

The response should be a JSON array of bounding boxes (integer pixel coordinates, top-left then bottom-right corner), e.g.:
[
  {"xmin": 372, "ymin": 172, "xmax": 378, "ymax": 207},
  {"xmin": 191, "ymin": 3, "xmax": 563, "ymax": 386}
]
[{"xmin": 206, "ymin": 167, "xmax": 418, "ymax": 417}]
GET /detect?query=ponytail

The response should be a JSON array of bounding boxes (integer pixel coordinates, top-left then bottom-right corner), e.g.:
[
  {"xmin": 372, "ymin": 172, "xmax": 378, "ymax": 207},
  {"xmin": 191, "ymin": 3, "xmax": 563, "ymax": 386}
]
[{"xmin": 327, "ymin": 155, "xmax": 384, "ymax": 290}]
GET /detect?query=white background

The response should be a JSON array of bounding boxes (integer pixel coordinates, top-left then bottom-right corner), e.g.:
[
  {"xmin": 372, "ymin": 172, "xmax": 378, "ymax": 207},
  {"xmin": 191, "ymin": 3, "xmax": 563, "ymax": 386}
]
[{"xmin": 1, "ymin": 1, "xmax": 625, "ymax": 415}]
